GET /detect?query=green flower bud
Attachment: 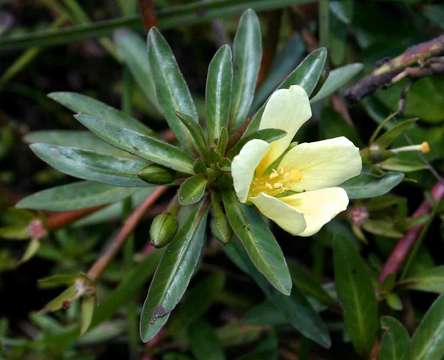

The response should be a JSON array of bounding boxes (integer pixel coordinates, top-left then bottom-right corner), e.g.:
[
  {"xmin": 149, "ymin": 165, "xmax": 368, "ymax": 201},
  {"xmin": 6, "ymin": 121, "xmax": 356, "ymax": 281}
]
[
  {"xmin": 210, "ymin": 192, "xmax": 231, "ymax": 243},
  {"xmin": 210, "ymin": 217, "xmax": 231, "ymax": 244},
  {"xmin": 138, "ymin": 164, "xmax": 176, "ymax": 184},
  {"xmin": 150, "ymin": 212, "xmax": 178, "ymax": 248}
]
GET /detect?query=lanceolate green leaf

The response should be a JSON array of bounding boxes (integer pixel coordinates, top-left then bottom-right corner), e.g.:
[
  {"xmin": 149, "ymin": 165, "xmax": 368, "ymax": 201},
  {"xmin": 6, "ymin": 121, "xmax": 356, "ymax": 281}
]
[
  {"xmin": 280, "ymin": 47, "xmax": 328, "ymax": 96},
  {"xmin": 333, "ymin": 235, "xmax": 378, "ymax": 357},
  {"xmin": 206, "ymin": 44, "xmax": 233, "ymax": 143},
  {"xmin": 341, "ymin": 172, "xmax": 404, "ymax": 199},
  {"xmin": 30, "ymin": 143, "xmax": 149, "ymax": 187},
  {"xmin": 48, "ymin": 92, "xmax": 153, "ymax": 135},
  {"xmin": 114, "ymin": 30, "xmax": 160, "ymax": 111},
  {"xmin": 74, "ymin": 114, "xmax": 194, "ymax": 174},
  {"xmin": 311, "ymin": 63, "xmax": 363, "ymax": 103},
  {"xmin": 411, "ymin": 292, "xmax": 444, "ymax": 360},
  {"xmin": 140, "ymin": 201, "xmax": 209, "ymax": 342},
  {"xmin": 25, "ymin": 130, "xmax": 131, "ymax": 157},
  {"xmin": 230, "ymin": 9, "xmax": 262, "ymax": 129},
  {"xmin": 380, "ymin": 316, "xmax": 410, "ymax": 360},
  {"xmin": 224, "ymin": 240, "xmax": 330, "ymax": 348},
  {"xmin": 222, "ymin": 191, "xmax": 291, "ymax": 295},
  {"xmin": 147, "ymin": 27, "xmax": 198, "ymax": 150},
  {"xmin": 16, "ymin": 181, "xmax": 137, "ymax": 211}
]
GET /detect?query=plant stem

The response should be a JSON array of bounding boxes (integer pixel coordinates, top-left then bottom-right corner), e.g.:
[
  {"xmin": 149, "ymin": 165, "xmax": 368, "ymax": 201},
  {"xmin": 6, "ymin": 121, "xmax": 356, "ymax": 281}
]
[
  {"xmin": 346, "ymin": 34, "xmax": 444, "ymax": 101},
  {"xmin": 318, "ymin": 0, "xmax": 330, "ymax": 48},
  {"xmin": 46, "ymin": 206, "xmax": 104, "ymax": 230},
  {"xmin": 378, "ymin": 181, "xmax": 444, "ymax": 283},
  {"xmin": 87, "ymin": 186, "xmax": 167, "ymax": 281}
]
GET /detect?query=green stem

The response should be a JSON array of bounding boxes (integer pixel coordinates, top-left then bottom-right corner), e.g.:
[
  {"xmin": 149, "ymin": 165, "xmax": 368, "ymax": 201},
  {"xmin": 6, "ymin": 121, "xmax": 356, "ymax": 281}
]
[{"xmin": 319, "ymin": 0, "xmax": 330, "ymax": 48}]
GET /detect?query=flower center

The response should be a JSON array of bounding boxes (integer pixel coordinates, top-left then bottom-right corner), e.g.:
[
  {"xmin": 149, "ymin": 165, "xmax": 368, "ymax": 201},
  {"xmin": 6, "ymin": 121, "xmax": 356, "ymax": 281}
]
[{"xmin": 249, "ymin": 167, "xmax": 302, "ymax": 198}]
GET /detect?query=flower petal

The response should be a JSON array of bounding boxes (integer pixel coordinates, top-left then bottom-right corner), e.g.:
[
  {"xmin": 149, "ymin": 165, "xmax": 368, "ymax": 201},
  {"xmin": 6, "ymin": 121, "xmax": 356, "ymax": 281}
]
[
  {"xmin": 281, "ymin": 187, "xmax": 349, "ymax": 236},
  {"xmin": 279, "ymin": 136, "xmax": 362, "ymax": 192},
  {"xmin": 231, "ymin": 139, "xmax": 270, "ymax": 203},
  {"xmin": 256, "ymin": 85, "xmax": 312, "ymax": 174},
  {"xmin": 251, "ymin": 192, "xmax": 306, "ymax": 235}
]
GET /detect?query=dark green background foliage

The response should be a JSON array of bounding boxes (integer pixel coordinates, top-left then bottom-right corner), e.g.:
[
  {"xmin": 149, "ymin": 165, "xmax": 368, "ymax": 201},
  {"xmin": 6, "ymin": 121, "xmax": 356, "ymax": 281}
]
[{"xmin": 1, "ymin": 0, "xmax": 444, "ymax": 359}]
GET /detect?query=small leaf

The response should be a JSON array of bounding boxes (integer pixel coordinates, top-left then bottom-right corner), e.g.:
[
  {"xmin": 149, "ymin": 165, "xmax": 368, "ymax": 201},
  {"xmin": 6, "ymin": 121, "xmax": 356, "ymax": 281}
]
[
  {"xmin": 311, "ymin": 63, "xmax": 363, "ymax": 102},
  {"xmin": 140, "ymin": 201, "xmax": 209, "ymax": 342},
  {"xmin": 231, "ymin": 9, "xmax": 262, "ymax": 129},
  {"xmin": 206, "ymin": 44, "xmax": 233, "ymax": 142},
  {"xmin": 222, "ymin": 191, "xmax": 291, "ymax": 295},
  {"xmin": 176, "ymin": 112, "xmax": 208, "ymax": 157},
  {"xmin": 400, "ymin": 266, "xmax": 444, "ymax": 294},
  {"xmin": 147, "ymin": 27, "xmax": 198, "ymax": 150},
  {"xmin": 227, "ymin": 128, "xmax": 286, "ymax": 158},
  {"xmin": 38, "ymin": 273, "xmax": 80, "ymax": 289},
  {"xmin": 74, "ymin": 113, "xmax": 194, "ymax": 174},
  {"xmin": 379, "ymin": 157, "xmax": 428, "ymax": 172},
  {"xmin": 80, "ymin": 295, "xmax": 96, "ymax": 335},
  {"xmin": 178, "ymin": 175, "xmax": 207, "ymax": 206},
  {"xmin": 40, "ymin": 284, "xmax": 79, "ymax": 313},
  {"xmin": 374, "ymin": 119, "xmax": 418, "ymax": 149},
  {"xmin": 333, "ymin": 234, "xmax": 378, "ymax": 356},
  {"xmin": 189, "ymin": 319, "xmax": 225, "ymax": 360},
  {"xmin": 341, "ymin": 172, "xmax": 404, "ymax": 199},
  {"xmin": 30, "ymin": 143, "xmax": 149, "ymax": 187},
  {"xmin": 17, "ymin": 181, "xmax": 137, "ymax": 211},
  {"xmin": 410, "ymin": 292, "xmax": 444, "ymax": 360},
  {"xmin": 379, "ymin": 316, "xmax": 410, "ymax": 360},
  {"xmin": 20, "ymin": 238, "xmax": 41, "ymax": 263}
]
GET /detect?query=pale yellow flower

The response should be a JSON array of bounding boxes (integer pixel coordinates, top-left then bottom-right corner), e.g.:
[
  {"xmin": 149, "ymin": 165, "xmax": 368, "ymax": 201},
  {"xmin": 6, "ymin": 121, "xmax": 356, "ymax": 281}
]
[{"xmin": 231, "ymin": 85, "xmax": 362, "ymax": 236}]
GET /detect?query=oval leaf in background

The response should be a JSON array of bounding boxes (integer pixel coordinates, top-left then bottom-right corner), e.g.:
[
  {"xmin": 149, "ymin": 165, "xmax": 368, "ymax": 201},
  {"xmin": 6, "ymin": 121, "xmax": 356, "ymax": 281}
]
[
  {"xmin": 341, "ymin": 172, "xmax": 404, "ymax": 199},
  {"xmin": 310, "ymin": 63, "xmax": 363, "ymax": 103}
]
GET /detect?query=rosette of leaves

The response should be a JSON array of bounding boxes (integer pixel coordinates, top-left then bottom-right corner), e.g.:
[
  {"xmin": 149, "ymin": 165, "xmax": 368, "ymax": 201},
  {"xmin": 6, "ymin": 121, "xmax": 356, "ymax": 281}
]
[{"xmin": 17, "ymin": 9, "xmax": 368, "ymax": 343}]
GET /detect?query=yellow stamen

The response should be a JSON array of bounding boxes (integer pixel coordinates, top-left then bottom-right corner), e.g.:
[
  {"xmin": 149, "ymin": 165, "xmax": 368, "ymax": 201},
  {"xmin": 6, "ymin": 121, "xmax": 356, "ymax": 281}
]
[{"xmin": 249, "ymin": 167, "xmax": 302, "ymax": 198}]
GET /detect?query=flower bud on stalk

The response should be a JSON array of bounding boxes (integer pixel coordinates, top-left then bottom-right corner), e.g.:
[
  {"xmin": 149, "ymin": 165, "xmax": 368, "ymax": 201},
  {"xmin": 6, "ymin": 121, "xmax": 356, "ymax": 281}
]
[
  {"xmin": 210, "ymin": 193, "xmax": 231, "ymax": 243},
  {"xmin": 150, "ymin": 212, "xmax": 178, "ymax": 248},
  {"xmin": 138, "ymin": 164, "xmax": 176, "ymax": 184}
]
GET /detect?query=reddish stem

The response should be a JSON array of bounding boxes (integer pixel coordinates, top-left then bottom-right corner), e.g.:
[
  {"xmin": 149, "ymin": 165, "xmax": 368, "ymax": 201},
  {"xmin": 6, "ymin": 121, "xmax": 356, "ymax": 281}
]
[
  {"xmin": 87, "ymin": 186, "xmax": 167, "ymax": 281},
  {"xmin": 46, "ymin": 206, "xmax": 104, "ymax": 230},
  {"xmin": 378, "ymin": 181, "xmax": 444, "ymax": 283}
]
